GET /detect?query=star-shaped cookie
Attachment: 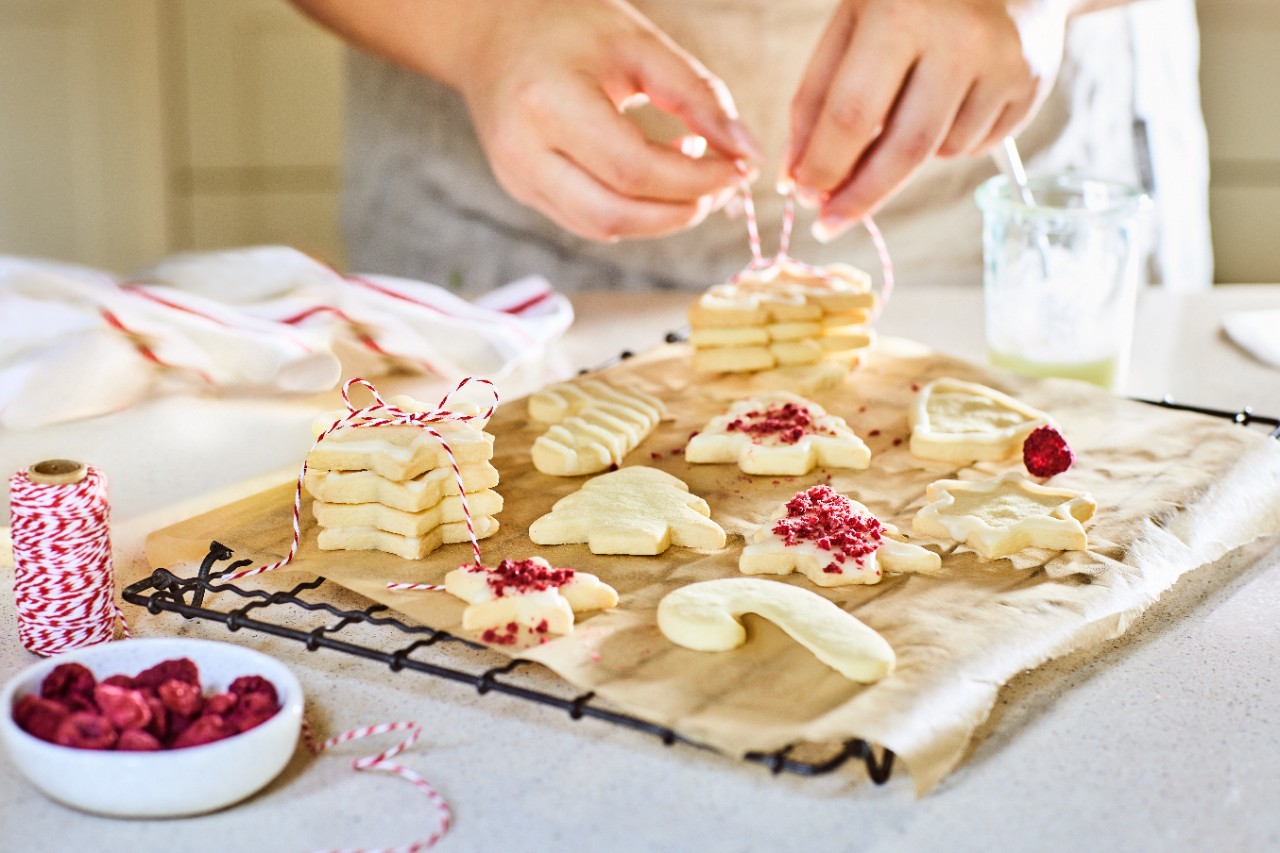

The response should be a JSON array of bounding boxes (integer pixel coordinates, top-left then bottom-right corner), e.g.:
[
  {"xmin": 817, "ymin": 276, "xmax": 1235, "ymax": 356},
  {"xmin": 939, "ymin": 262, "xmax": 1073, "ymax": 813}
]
[
  {"xmin": 912, "ymin": 471, "xmax": 1096, "ymax": 559},
  {"xmin": 528, "ymin": 466, "xmax": 726, "ymax": 555},
  {"xmin": 909, "ymin": 378, "xmax": 1052, "ymax": 462},
  {"xmin": 686, "ymin": 391, "xmax": 870, "ymax": 476}
]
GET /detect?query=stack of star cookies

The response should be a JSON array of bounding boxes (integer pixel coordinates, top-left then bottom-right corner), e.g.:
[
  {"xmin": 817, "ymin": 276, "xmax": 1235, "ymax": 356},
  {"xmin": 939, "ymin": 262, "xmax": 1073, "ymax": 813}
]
[
  {"xmin": 688, "ymin": 262, "xmax": 877, "ymax": 374},
  {"xmin": 304, "ymin": 394, "xmax": 502, "ymax": 559}
]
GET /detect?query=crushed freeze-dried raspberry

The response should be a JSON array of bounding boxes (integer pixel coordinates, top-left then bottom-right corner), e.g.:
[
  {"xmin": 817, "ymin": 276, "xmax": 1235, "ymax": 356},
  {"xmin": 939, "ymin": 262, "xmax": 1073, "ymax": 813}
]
[
  {"xmin": 54, "ymin": 712, "xmax": 118, "ymax": 750},
  {"xmin": 470, "ymin": 558, "xmax": 575, "ymax": 598},
  {"xmin": 100, "ymin": 674, "xmax": 135, "ymax": 690},
  {"xmin": 772, "ymin": 485, "xmax": 884, "ymax": 573},
  {"xmin": 724, "ymin": 402, "xmax": 833, "ymax": 445},
  {"xmin": 868, "ymin": 429, "xmax": 880, "ymax": 436},
  {"xmin": 93, "ymin": 684, "xmax": 152, "ymax": 731},
  {"xmin": 892, "ymin": 437, "xmax": 902, "ymax": 446},
  {"xmin": 1023, "ymin": 425, "xmax": 1075, "ymax": 477},
  {"xmin": 117, "ymin": 729, "xmax": 163, "ymax": 752},
  {"xmin": 650, "ymin": 452, "xmax": 662, "ymax": 459},
  {"xmin": 41, "ymin": 662, "xmax": 97, "ymax": 713},
  {"xmin": 13, "ymin": 695, "xmax": 69, "ymax": 743}
]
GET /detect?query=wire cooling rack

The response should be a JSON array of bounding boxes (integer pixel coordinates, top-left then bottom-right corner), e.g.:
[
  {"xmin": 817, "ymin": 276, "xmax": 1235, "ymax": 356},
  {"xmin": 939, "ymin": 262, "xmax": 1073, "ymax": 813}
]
[
  {"xmin": 122, "ymin": 545, "xmax": 895, "ymax": 782},
  {"xmin": 123, "ymin": 336, "xmax": 1280, "ymax": 786}
]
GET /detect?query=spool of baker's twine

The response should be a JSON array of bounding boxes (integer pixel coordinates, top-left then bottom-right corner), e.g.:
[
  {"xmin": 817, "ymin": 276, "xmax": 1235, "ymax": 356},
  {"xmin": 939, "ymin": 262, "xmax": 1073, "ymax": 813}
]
[{"xmin": 8, "ymin": 460, "xmax": 128, "ymax": 656}]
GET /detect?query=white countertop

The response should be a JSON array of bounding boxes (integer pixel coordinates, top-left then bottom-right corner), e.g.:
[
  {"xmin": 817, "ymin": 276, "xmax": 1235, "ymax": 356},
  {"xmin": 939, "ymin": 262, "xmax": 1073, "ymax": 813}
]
[{"xmin": 2, "ymin": 284, "xmax": 1279, "ymax": 853}]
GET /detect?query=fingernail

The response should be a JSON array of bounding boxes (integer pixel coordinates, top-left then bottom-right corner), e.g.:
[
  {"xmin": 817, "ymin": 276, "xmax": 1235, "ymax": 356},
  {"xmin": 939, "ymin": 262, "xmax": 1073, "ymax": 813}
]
[
  {"xmin": 728, "ymin": 122, "xmax": 763, "ymax": 162},
  {"xmin": 796, "ymin": 186, "xmax": 824, "ymax": 210},
  {"xmin": 812, "ymin": 215, "xmax": 851, "ymax": 244}
]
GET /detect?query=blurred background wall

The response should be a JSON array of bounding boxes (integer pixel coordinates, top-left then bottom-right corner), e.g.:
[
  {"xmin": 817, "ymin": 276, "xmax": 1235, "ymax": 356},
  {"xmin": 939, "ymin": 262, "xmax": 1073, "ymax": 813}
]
[{"xmin": 0, "ymin": 0, "xmax": 1275, "ymax": 282}]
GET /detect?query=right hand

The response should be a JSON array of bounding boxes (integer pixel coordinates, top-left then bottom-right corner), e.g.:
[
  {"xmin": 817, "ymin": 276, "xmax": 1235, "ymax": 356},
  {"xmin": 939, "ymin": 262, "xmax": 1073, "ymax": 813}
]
[{"xmin": 449, "ymin": 0, "xmax": 762, "ymax": 242}]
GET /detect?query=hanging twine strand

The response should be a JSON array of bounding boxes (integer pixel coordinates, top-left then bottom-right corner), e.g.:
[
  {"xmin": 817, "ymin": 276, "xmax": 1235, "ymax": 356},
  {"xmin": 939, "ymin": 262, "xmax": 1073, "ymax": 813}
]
[
  {"xmin": 303, "ymin": 719, "xmax": 452, "ymax": 853},
  {"xmin": 728, "ymin": 166, "xmax": 895, "ymax": 319},
  {"xmin": 9, "ymin": 463, "xmax": 129, "ymax": 656},
  {"xmin": 226, "ymin": 377, "xmax": 497, "ymax": 583}
]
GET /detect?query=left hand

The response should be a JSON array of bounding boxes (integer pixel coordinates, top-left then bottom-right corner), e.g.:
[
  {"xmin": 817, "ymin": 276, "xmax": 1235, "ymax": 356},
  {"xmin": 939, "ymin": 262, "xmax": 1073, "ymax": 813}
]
[{"xmin": 784, "ymin": 0, "xmax": 1071, "ymax": 240}]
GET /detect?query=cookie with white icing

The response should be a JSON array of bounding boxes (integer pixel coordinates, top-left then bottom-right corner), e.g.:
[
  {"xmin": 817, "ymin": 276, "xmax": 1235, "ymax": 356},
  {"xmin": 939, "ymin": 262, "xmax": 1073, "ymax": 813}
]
[
  {"xmin": 445, "ymin": 557, "xmax": 618, "ymax": 636},
  {"xmin": 909, "ymin": 378, "xmax": 1052, "ymax": 463},
  {"xmin": 686, "ymin": 391, "xmax": 870, "ymax": 476},
  {"xmin": 912, "ymin": 471, "xmax": 1096, "ymax": 559},
  {"xmin": 741, "ymin": 485, "xmax": 940, "ymax": 586}
]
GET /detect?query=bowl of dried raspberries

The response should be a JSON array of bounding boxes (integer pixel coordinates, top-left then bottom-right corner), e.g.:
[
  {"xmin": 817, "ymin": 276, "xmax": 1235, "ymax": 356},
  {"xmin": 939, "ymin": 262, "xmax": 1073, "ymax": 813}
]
[{"xmin": 0, "ymin": 637, "xmax": 303, "ymax": 817}]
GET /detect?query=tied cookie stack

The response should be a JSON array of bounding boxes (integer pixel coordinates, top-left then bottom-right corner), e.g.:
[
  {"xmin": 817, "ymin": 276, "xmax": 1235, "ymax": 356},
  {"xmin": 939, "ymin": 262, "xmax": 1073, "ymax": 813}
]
[
  {"xmin": 687, "ymin": 261, "xmax": 877, "ymax": 377},
  {"xmin": 304, "ymin": 394, "xmax": 502, "ymax": 559}
]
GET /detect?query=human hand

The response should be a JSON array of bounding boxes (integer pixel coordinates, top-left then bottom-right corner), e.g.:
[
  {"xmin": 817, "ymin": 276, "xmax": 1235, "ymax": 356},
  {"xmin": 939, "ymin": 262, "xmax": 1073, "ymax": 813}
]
[
  {"xmin": 452, "ymin": 0, "xmax": 761, "ymax": 242},
  {"xmin": 784, "ymin": 0, "xmax": 1072, "ymax": 241}
]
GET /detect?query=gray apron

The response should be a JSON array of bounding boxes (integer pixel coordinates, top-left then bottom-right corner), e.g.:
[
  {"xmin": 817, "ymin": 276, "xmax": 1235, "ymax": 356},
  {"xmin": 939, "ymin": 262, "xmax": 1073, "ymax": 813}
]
[{"xmin": 342, "ymin": 0, "xmax": 1209, "ymax": 294}]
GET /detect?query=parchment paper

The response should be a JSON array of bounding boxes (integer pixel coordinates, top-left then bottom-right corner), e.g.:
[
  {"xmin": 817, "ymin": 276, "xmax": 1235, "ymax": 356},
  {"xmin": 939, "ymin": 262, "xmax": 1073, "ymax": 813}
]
[{"xmin": 146, "ymin": 339, "xmax": 1280, "ymax": 793}]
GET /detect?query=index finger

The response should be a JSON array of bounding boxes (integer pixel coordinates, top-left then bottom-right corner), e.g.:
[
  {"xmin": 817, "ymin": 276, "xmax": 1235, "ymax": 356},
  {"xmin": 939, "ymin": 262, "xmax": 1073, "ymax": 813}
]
[
  {"xmin": 537, "ymin": 73, "xmax": 744, "ymax": 204},
  {"xmin": 789, "ymin": 4, "xmax": 921, "ymax": 196}
]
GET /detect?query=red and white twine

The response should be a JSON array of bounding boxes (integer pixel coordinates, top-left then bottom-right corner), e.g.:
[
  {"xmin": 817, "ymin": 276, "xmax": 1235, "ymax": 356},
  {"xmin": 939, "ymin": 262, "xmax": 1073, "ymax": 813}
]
[
  {"xmin": 304, "ymin": 719, "xmax": 451, "ymax": 853},
  {"xmin": 9, "ymin": 465, "xmax": 129, "ymax": 656},
  {"xmin": 226, "ymin": 377, "xmax": 496, "ymax": 584},
  {"xmin": 731, "ymin": 165, "xmax": 895, "ymax": 319},
  {"xmin": 225, "ymin": 377, "xmax": 495, "ymax": 583}
]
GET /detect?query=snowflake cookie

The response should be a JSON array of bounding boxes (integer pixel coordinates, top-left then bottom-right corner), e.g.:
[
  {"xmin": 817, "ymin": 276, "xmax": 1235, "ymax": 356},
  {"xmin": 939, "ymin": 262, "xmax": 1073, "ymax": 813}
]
[
  {"xmin": 912, "ymin": 471, "xmax": 1097, "ymax": 560},
  {"xmin": 529, "ymin": 466, "xmax": 726, "ymax": 555},
  {"xmin": 741, "ymin": 485, "xmax": 940, "ymax": 586},
  {"xmin": 685, "ymin": 391, "xmax": 870, "ymax": 476},
  {"xmin": 909, "ymin": 378, "xmax": 1052, "ymax": 463}
]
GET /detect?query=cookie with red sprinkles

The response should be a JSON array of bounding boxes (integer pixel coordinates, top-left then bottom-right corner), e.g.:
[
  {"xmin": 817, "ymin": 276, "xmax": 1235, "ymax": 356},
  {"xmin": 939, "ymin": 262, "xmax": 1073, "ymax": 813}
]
[{"xmin": 740, "ymin": 485, "xmax": 940, "ymax": 586}]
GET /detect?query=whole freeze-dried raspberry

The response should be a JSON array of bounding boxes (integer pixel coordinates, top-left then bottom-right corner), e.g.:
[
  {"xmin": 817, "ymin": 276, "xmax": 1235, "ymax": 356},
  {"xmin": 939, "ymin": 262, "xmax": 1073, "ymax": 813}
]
[
  {"xmin": 144, "ymin": 695, "xmax": 168, "ymax": 740},
  {"xmin": 1023, "ymin": 425, "xmax": 1075, "ymax": 477},
  {"xmin": 134, "ymin": 658, "xmax": 200, "ymax": 691},
  {"xmin": 205, "ymin": 692, "xmax": 239, "ymax": 716},
  {"xmin": 93, "ymin": 683, "xmax": 153, "ymax": 731},
  {"xmin": 54, "ymin": 712, "xmax": 118, "ymax": 750},
  {"xmin": 226, "ymin": 692, "xmax": 279, "ymax": 733},
  {"xmin": 41, "ymin": 663, "xmax": 97, "ymax": 713},
  {"xmin": 171, "ymin": 714, "xmax": 232, "ymax": 749},
  {"xmin": 229, "ymin": 675, "xmax": 278, "ymax": 706},
  {"xmin": 117, "ymin": 728, "xmax": 163, "ymax": 752},
  {"xmin": 13, "ymin": 695, "xmax": 69, "ymax": 743},
  {"xmin": 100, "ymin": 674, "xmax": 136, "ymax": 690},
  {"xmin": 158, "ymin": 678, "xmax": 204, "ymax": 717}
]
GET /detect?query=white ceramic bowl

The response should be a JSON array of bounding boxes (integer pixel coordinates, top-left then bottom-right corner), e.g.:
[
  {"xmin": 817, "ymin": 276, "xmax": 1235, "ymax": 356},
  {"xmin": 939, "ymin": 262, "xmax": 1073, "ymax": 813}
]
[{"xmin": 0, "ymin": 637, "xmax": 303, "ymax": 817}]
